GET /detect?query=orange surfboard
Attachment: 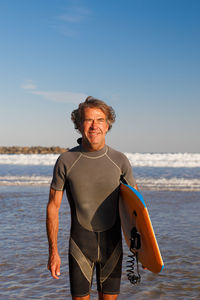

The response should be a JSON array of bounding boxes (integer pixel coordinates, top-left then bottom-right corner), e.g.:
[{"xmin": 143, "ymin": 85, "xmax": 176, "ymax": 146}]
[{"xmin": 119, "ymin": 183, "xmax": 164, "ymax": 273}]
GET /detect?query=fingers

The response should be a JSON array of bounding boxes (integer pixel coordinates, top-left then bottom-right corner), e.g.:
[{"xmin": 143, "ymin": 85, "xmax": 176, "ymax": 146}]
[
  {"xmin": 51, "ymin": 264, "xmax": 60, "ymax": 279},
  {"xmin": 48, "ymin": 255, "xmax": 61, "ymax": 279}
]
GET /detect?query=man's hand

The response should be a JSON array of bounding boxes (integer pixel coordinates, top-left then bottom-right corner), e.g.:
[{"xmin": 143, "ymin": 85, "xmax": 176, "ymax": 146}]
[{"xmin": 48, "ymin": 252, "xmax": 61, "ymax": 279}]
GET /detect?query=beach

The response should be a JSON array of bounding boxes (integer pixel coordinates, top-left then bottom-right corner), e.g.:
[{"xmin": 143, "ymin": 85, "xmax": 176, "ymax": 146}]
[{"xmin": 1, "ymin": 153, "xmax": 200, "ymax": 299}]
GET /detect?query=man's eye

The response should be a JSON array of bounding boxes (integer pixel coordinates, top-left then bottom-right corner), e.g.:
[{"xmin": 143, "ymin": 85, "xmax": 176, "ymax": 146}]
[{"xmin": 84, "ymin": 118, "xmax": 105, "ymax": 123}]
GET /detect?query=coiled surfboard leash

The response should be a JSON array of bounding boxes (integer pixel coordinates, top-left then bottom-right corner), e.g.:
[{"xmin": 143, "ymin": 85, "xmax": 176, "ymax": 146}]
[{"xmin": 127, "ymin": 227, "xmax": 141, "ymax": 285}]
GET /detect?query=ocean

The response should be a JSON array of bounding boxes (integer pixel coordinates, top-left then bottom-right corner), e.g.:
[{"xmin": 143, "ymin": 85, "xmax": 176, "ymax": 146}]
[{"xmin": 1, "ymin": 152, "xmax": 200, "ymax": 299}]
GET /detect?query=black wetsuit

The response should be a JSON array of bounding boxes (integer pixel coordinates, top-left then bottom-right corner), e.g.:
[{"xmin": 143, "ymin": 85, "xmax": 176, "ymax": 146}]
[{"xmin": 51, "ymin": 144, "xmax": 136, "ymax": 296}]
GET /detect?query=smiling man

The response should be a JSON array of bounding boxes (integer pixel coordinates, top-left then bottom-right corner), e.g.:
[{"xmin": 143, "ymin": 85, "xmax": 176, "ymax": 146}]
[
  {"xmin": 46, "ymin": 96, "xmax": 137, "ymax": 300},
  {"xmin": 80, "ymin": 107, "xmax": 109, "ymax": 151}
]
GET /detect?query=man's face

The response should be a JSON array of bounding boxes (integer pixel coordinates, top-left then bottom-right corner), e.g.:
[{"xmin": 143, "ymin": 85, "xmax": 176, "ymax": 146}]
[{"xmin": 79, "ymin": 107, "xmax": 109, "ymax": 151}]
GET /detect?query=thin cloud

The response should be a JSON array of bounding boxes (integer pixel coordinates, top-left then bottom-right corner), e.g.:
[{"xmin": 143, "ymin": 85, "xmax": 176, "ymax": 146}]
[
  {"xmin": 58, "ymin": 6, "xmax": 91, "ymax": 24},
  {"xmin": 31, "ymin": 90, "xmax": 88, "ymax": 103},
  {"xmin": 21, "ymin": 79, "xmax": 37, "ymax": 90},
  {"xmin": 50, "ymin": 24, "xmax": 76, "ymax": 37},
  {"xmin": 22, "ymin": 79, "xmax": 87, "ymax": 103},
  {"xmin": 51, "ymin": 4, "xmax": 92, "ymax": 37}
]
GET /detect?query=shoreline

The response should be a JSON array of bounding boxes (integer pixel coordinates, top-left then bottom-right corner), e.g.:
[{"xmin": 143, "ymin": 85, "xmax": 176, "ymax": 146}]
[{"xmin": 0, "ymin": 146, "xmax": 68, "ymax": 154}]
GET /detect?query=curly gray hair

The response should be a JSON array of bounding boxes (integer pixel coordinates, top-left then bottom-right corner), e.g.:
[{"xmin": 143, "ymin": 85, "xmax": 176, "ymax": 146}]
[{"xmin": 71, "ymin": 96, "xmax": 116, "ymax": 132}]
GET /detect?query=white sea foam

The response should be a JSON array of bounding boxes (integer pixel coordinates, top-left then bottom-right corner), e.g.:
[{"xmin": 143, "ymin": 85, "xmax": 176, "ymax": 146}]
[
  {"xmin": 0, "ymin": 153, "xmax": 200, "ymax": 167},
  {"xmin": 138, "ymin": 177, "xmax": 200, "ymax": 191},
  {"xmin": 0, "ymin": 154, "xmax": 59, "ymax": 165},
  {"xmin": 1, "ymin": 175, "xmax": 200, "ymax": 191},
  {"xmin": 0, "ymin": 152, "xmax": 200, "ymax": 190},
  {"xmin": 0, "ymin": 175, "xmax": 51, "ymax": 186},
  {"xmin": 125, "ymin": 152, "xmax": 200, "ymax": 168}
]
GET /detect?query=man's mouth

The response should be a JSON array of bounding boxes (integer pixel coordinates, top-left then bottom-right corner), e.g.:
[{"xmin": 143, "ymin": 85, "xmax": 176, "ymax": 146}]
[{"xmin": 89, "ymin": 131, "xmax": 99, "ymax": 135}]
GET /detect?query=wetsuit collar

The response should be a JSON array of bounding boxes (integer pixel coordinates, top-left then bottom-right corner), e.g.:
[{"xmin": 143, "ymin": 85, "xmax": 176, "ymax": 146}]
[{"xmin": 80, "ymin": 144, "xmax": 108, "ymax": 158}]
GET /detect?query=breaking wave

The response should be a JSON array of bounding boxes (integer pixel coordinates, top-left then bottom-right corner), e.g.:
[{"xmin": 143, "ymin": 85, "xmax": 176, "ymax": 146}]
[
  {"xmin": 0, "ymin": 175, "xmax": 200, "ymax": 191},
  {"xmin": 0, "ymin": 152, "xmax": 200, "ymax": 168},
  {"xmin": 0, "ymin": 154, "xmax": 59, "ymax": 165},
  {"xmin": 125, "ymin": 152, "xmax": 200, "ymax": 168},
  {"xmin": 0, "ymin": 153, "xmax": 199, "ymax": 190}
]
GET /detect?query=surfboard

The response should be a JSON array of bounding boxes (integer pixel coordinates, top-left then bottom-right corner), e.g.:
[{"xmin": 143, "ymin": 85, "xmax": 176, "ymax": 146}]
[{"xmin": 119, "ymin": 183, "xmax": 164, "ymax": 273}]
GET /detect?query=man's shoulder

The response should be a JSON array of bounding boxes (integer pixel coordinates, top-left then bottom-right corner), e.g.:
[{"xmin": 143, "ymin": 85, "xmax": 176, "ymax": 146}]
[
  {"xmin": 106, "ymin": 146, "xmax": 132, "ymax": 173},
  {"xmin": 56, "ymin": 145, "xmax": 81, "ymax": 163},
  {"xmin": 107, "ymin": 145, "xmax": 128, "ymax": 162}
]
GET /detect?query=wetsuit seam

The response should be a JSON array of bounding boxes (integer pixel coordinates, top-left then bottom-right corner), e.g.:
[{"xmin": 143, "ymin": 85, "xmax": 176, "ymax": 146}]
[
  {"xmin": 105, "ymin": 153, "xmax": 122, "ymax": 175},
  {"xmin": 123, "ymin": 175, "xmax": 131, "ymax": 185},
  {"xmin": 67, "ymin": 153, "xmax": 83, "ymax": 175},
  {"xmin": 80, "ymin": 147, "xmax": 108, "ymax": 159}
]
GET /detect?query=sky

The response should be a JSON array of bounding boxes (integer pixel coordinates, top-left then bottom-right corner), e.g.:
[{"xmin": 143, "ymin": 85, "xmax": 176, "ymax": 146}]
[{"xmin": 0, "ymin": 0, "xmax": 199, "ymax": 153}]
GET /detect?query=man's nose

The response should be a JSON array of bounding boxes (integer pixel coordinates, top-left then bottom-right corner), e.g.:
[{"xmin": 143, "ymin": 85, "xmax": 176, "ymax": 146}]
[{"xmin": 90, "ymin": 120, "xmax": 98, "ymax": 129}]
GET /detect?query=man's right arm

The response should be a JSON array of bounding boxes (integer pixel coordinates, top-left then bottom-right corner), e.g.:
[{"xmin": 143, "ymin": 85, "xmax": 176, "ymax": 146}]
[{"xmin": 46, "ymin": 188, "xmax": 63, "ymax": 279}]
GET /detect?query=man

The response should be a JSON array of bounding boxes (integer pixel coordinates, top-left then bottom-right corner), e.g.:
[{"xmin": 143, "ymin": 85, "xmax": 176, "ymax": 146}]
[{"xmin": 46, "ymin": 96, "xmax": 137, "ymax": 300}]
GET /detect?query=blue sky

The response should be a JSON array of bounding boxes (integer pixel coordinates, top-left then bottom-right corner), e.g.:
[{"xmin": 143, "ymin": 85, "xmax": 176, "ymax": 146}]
[{"xmin": 0, "ymin": 0, "xmax": 199, "ymax": 152}]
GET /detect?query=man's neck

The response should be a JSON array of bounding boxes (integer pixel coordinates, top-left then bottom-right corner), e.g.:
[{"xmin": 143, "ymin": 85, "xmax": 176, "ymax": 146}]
[{"xmin": 81, "ymin": 140, "xmax": 105, "ymax": 152}]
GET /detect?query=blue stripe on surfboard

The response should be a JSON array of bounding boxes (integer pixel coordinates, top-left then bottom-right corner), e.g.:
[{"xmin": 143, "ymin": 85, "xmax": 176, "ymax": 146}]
[{"xmin": 122, "ymin": 183, "xmax": 147, "ymax": 208}]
